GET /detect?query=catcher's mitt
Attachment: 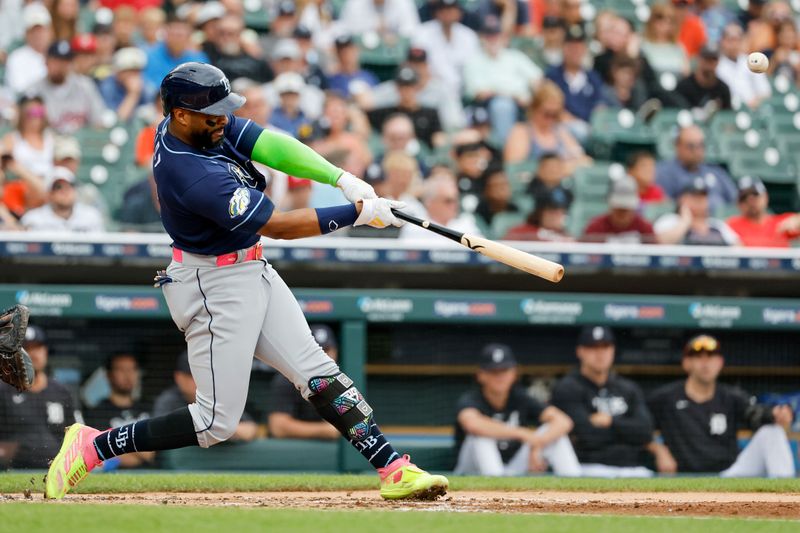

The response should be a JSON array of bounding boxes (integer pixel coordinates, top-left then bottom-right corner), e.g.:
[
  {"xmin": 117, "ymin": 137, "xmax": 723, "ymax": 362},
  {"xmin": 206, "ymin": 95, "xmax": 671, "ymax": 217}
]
[{"xmin": 0, "ymin": 305, "xmax": 34, "ymax": 392}]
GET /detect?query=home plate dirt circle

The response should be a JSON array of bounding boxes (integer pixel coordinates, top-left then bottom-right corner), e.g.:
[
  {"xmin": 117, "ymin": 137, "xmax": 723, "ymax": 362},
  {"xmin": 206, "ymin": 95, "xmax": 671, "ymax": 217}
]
[{"xmin": 11, "ymin": 491, "xmax": 800, "ymax": 519}]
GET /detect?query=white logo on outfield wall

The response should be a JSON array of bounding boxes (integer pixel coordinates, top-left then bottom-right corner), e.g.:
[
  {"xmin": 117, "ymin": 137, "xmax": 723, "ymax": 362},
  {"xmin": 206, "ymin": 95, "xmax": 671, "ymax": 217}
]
[
  {"xmin": 689, "ymin": 303, "xmax": 741, "ymax": 327},
  {"xmin": 520, "ymin": 299, "xmax": 582, "ymax": 323}
]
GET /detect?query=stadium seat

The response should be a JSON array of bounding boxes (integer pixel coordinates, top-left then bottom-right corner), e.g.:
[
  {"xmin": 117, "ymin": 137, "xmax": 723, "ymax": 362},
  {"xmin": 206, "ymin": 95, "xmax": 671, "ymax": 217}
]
[
  {"xmin": 589, "ymin": 108, "xmax": 656, "ymax": 160},
  {"xmin": 715, "ymin": 130, "xmax": 769, "ymax": 158},
  {"xmin": 489, "ymin": 211, "xmax": 526, "ymax": 240},
  {"xmin": 568, "ymin": 200, "xmax": 608, "ymax": 237},
  {"xmin": 505, "ymin": 160, "xmax": 538, "ymax": 195},
  {"xmin": 642, "ymin": 200, "xmax": 676, "ymax": 222}
]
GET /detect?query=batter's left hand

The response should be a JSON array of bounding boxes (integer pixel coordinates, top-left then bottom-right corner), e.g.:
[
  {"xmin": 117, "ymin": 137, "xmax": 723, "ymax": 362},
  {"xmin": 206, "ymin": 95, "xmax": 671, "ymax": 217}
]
[
  {"xmin": 337, "ymin": 172, "xmax": 377, "ymax": 203},
  {"xmin": 355, "ymin": 198, "xmax": 406, "ymax": 228}
]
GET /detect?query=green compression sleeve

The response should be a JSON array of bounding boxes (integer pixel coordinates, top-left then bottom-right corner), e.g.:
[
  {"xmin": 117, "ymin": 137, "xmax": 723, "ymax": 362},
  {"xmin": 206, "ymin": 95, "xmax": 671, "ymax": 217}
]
[{"xmin": 250, "ymin": 129, "xmax": 342, "ymax": 187}]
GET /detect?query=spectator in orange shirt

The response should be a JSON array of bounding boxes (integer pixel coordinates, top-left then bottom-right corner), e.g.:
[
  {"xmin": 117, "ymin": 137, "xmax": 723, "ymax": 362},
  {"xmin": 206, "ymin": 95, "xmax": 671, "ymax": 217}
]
[
  {"xmin": 134, "ymin": 94, "xmax": 162, "ymax": 167},
  {"xmin": 673, "ymin": 0, "xmax": 707, "ymax": 57},
  {"xmin": 727, "ymin": 176, "xmax": 800, "ymax": 247}
]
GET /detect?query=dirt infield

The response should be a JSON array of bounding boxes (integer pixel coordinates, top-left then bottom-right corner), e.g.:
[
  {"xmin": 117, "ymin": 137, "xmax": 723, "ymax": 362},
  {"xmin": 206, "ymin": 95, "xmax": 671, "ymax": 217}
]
[{"xmin": 7, "ymin": 490, "xmax": 800, "ymax": 519}]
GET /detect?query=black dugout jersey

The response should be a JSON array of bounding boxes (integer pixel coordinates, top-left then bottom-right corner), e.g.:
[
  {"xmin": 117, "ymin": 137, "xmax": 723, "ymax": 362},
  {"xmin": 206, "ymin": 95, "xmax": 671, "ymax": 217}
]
[
  {"xmin": 648, "ymin": 381, "xmax": 771, "ymax": 473},
  {"xmin": 454, "ymin": 386, "xmax": 546, "ymax": 464},
  {"xmin": 0, "ymin": 381, "xmax": 78, "ymax": 468},
  {"xmin": 551, "ymin": 369, "xmax": 654, "ymax": 466}
]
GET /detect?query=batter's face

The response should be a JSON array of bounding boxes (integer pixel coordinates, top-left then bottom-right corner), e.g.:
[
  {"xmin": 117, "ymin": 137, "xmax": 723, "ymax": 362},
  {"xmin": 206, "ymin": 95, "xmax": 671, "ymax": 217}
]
[
  {"xmin": 683, "ymin": 352, "xmax": 724, "ymax": 385},
  {"xmin": 174, "ymin": 108, "xmax": 228, "ymax": 149}
]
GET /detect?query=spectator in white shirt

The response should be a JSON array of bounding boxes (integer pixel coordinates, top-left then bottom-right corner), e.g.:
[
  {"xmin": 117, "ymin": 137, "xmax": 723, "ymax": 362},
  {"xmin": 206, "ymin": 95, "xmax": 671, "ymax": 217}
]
[
  {"xmin": 338, "ymin": 0, "xmax": 420, "ymax": 39},
  {"xmin": 21, "ymin": 166, "xmax": 105, "ymax": 233},
  {"xmin": 463, "ymin": 17, "xmax": 542, "ymax": 145},
  {"xmin": 5, "ymin": 3, "xmax": 52, "ymax": 95},
  {"xmin": 716, "ymin": 23, "xmax": 771, "ymax": 109},
  {"xmin": 31, "ymin": 41, "xmax": 108, "ymax": 134},
  {"xmin": 400, "ymin": 171, "xmax": 482, "ymax": 240},
  {"xmin": 413, "ymin": 0, "xmax": 480, "ymax": 94}
]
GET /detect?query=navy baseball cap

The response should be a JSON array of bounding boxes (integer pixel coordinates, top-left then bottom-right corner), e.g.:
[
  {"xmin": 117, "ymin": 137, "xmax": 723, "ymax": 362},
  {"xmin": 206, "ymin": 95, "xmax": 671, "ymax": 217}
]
[
  {"xmin": 536, "ymin": 186, "xmax": 571, "ymax": 209},
  {"xmin": 48, "ymin": 40, "xmax": 74, "ymax": 60},
  {"xmin": 737, "ymin": 175, "xmax": 767, "ymax": 199},
  {"xmin": 479, "ymin": 343, "xmax": 517, "ymax": 370},
  {"xmin": 577, "ymin": 326, "xmax": 615, "ymax": 346},
  {"xmin": 682, "ymin": 176, "xmax": 709, "ymax": 195},
  {"xmin": 24, "ymin": 325, "xmax": 47, "ymax": 346},
  {"xmin": 311, "ymin": 324, "xmax": 337, "ymax": 350},
  {"xmin": 395, "ymin": 66, "xmax": 419, "ymax": 86}
]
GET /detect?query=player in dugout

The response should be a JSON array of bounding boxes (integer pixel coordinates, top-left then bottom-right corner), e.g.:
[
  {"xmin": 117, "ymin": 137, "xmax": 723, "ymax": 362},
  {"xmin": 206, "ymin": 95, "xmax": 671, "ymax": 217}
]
[
  {"xmin": 647, "ymin": 334, "xmax": 796, "ymax": 477},
  {"xmin": 454, "ymin": 343, "xmax": 581, "ymax": 476},
  {"xmin": 550, "ymin": 326, "xmax": 655, "ymax": 477}
]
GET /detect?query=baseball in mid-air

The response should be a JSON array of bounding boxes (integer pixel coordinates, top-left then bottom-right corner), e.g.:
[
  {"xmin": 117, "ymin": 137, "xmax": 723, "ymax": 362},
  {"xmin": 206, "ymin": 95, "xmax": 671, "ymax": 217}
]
[{"xmin": 748, "ymin": 52, "xmax": 769, "ymax": 73}]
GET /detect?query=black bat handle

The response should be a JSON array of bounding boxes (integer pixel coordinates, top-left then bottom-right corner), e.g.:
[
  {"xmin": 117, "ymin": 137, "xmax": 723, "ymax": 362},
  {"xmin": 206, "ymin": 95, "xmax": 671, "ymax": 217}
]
[{"xmin": 390, "ymin": 208, "xmax": 465, "ymax": 243}]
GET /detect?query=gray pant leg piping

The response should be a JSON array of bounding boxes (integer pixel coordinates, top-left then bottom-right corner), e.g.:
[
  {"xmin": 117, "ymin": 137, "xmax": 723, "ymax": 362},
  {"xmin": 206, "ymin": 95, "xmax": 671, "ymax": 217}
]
[{"xmin": 195, "ymin": 268, "xmax": 217, "ymax": 434}]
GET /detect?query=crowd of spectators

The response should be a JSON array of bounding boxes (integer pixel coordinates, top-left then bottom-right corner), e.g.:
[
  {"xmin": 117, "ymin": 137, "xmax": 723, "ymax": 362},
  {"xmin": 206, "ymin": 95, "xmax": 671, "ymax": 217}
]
[{"xmin": 1, "ymin": 0, "xmax": 800, "ymax": 247}]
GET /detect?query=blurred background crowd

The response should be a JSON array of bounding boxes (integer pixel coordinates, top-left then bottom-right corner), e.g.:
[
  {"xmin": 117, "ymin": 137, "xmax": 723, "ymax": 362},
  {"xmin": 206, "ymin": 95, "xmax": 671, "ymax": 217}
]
[{"xmin": 2, "ymin": 0, "xmax": 800, "ymax": 246}]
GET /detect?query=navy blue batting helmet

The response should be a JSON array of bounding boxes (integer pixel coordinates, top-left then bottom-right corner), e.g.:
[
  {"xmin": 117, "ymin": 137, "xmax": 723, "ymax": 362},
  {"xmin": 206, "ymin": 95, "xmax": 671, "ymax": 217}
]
[{"xmin": 160, "ymin": 62, "xmax": 245, "ymax": 116}]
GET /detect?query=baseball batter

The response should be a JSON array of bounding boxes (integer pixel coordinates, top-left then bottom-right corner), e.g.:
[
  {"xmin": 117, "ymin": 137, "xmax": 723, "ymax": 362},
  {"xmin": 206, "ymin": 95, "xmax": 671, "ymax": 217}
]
[{"xmin": 45, "ymin": 63, "xmax": 448, "ymax": 500}]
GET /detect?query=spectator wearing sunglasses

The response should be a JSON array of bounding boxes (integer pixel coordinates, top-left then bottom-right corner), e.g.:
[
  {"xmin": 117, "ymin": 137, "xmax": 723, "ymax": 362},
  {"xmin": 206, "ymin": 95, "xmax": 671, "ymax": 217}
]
[
  {"xmin": 655, "ymin": 125, "xmax": 737, "ymax": 214},
  {"xmin": 647, "ymin": 334, "xmax": 795, "ymax": 477},
  {"xmin": 727, "ymin": 176, "xmax": 800, "ymax": 247}
]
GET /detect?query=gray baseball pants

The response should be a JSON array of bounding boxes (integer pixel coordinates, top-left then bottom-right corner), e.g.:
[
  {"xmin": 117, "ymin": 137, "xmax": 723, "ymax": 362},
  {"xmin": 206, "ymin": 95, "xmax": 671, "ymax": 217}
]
[{"xmin": 161, "ymin": 253, "xmax": 339, "ymax": 448}]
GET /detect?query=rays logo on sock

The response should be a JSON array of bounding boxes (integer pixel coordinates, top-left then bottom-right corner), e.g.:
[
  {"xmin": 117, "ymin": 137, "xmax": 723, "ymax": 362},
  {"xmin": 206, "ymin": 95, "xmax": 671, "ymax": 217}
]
[{"xmin": 114, "ymin": 426, "xmax": 129, "ymax": 450}]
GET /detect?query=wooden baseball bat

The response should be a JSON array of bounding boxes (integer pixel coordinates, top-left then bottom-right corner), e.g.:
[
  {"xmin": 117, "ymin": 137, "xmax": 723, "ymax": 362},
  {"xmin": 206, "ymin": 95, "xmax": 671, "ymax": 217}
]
[{"xmin": 391, "ymin": 209, "xmax": 564, "ymax": 283}]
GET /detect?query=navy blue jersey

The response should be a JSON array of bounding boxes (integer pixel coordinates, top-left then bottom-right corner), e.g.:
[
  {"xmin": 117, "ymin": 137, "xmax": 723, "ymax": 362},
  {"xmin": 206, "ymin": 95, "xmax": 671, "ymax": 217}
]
[{"xmin": 153, "ymin": 115, "xmax": 275, "ymax": 255}]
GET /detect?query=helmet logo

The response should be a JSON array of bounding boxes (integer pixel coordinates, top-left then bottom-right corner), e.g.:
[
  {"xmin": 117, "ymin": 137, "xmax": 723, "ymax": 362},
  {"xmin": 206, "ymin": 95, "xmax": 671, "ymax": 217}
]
[{"xmin": 221, "ymin": 77, "xmax": 230, "ymax": 93}]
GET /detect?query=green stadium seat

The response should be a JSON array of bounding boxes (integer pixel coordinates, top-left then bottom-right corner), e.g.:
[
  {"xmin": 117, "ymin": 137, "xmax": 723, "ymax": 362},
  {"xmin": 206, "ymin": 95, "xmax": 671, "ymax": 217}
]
[
  {"xmin": 729, "ymin": 149, "xmax": 796, "ymax": 184},
  {"xmin": 568, "ymin": 200, "xmax": 607, "ymax": 237},
  {"xmin": 505, "ymin": 160, "xmax": 538, "ymax": 195},
  {"xmin": 642, "ymin": 200, "xmax": 675, "ymax": 222},
  {"xmin": 715, "ymin": 130, "xmax": 769, "ymax": 158},
  {"xmin": 708, "ymin": 110, "xmax": 760, "ymax": 136},
  {"xmin": 766, "ymin": 112, "xmax": 800, "ymax": 138},
  {"xmin": 572, "ymin": 161, "xmax": 627, "ymax": 202},
  {"xmin": 489, "ymin": 211, "xmax": 526, "ymax": 240}
]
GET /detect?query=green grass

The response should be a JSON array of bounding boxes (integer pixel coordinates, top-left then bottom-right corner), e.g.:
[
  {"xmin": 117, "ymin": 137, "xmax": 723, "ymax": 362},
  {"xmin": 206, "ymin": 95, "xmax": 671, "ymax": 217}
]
[
  {"xmin": 1, "ymin": 472, "xmax": 800, "ymax": 495},
  {"xmin": 0, "ymin": 504, "xmax": 796, "ymax": 533}
]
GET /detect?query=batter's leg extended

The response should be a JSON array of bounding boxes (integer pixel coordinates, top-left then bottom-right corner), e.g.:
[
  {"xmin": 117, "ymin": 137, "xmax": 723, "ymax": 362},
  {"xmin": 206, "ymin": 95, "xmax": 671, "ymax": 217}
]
[
  {"xmin": 254, "ymin": 265, "xmax": 448, "ymax": 500},
  {"xmin": 45, "ymin": 260, "xmax": 269, "ymax": 498}
]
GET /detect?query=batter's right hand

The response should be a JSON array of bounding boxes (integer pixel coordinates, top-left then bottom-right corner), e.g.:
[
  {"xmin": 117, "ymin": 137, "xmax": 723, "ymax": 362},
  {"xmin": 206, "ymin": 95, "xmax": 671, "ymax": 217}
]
[
  {"xmin": 337, "ymin": 172, "xmax": 377, "ymax": 203},
  {"xmin": 355, "ymin": 198, "xmax": 406, "ymax": 229}
]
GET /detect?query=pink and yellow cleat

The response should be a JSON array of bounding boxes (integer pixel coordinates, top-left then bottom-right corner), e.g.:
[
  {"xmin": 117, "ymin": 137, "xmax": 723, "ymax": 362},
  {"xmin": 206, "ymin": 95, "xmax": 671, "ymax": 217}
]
[
  {"xmin": 44, "ymin": 423, "xmax": 103, "ymax": 499},
  {"xmin": 378, "ymin": 454, "xmax": 449, "ymax": 500}
]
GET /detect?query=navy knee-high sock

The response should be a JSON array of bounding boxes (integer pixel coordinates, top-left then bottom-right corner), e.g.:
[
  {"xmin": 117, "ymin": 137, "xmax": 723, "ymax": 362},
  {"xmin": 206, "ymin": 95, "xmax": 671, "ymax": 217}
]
[
  {"xmin": 348, "ymin": 421, "xmax": 400, "ymax": 470},
  {"xmin": 93, "ymin": 407, "xmax": 198, "ymax": 460}
]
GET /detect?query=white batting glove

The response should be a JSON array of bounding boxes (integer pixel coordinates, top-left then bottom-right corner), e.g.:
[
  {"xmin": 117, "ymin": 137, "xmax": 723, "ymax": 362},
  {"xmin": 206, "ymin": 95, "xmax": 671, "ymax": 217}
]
[
  {"xmin": 337, "ymin": 172, "xmax": 377, "ymax": 203},
  {"xmin": 354, "ymin": 198, "xmax": 406, "ymax": 229}
]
